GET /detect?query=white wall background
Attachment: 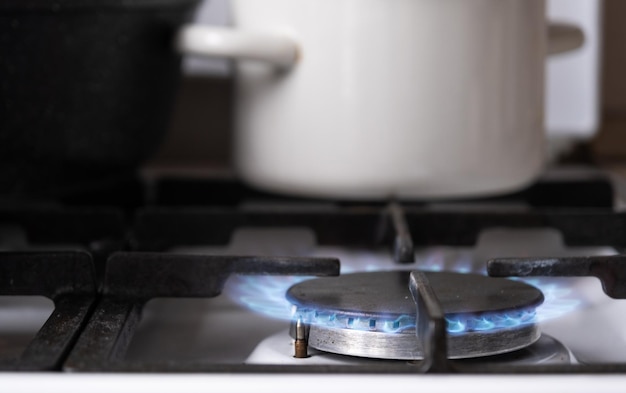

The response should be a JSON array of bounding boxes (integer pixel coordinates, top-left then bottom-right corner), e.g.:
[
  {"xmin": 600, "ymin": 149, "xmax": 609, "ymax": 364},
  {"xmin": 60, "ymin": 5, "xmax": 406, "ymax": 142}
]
[
  {"xmin": 547, "ymin": 0, "xmax": 603, "ymax": 138},
  {"xmin": 183, "ymin": 0, "xmax": 232, "ymax": 76}
]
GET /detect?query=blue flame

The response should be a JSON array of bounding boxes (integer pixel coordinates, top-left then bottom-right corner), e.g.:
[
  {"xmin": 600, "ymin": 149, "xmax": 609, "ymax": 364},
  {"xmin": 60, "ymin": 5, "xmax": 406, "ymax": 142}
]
[
  {"xmin": 445, "ymin": 307, "xmax": 537, "ymax": 334},
  {"xmin": 226, "ymin": 275, "xmax": 310, "ymax": 320},
  {"xmin": 289, "ymin": 306, "xmax": 539, "ymax": 335},
  {"xmin": 294, "ymin": 310, "xmax": 416, "ymax": 334},
  {"xmin": 224, "ymin": 249, "xmax": 581, "ymax": 334},
  {"xmin": 416, "ymin": 249, "xmax": 582, "ymax": 325},
  {"xmin": 514, "ymin": 278, "xmax": 581, "ymax": 323}
]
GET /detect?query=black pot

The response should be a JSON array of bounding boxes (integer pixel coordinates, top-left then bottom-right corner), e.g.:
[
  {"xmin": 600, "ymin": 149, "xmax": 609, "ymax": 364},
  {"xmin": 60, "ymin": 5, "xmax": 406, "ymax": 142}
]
[{"xmin": 0, "ymin": 0, "xmax": 200, "ymax": 198}]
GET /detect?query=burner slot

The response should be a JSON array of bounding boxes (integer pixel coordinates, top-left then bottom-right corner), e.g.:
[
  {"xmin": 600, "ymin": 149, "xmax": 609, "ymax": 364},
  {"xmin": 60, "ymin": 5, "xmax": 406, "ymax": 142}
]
[{"xmin": 0, "ymin": 252, "xmax": 96, "ymax": 371}]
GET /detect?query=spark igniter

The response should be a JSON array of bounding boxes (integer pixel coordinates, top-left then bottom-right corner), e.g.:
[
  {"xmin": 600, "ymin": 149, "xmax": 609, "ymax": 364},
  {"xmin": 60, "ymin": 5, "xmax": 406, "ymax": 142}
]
[{"xmin": 294, "ymin": 318, "xmax": 309, "ymax": 358}]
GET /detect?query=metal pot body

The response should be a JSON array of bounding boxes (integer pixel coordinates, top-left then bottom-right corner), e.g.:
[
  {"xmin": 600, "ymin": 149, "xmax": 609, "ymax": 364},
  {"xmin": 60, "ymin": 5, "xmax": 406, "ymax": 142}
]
[{"xmin": 231, "ymin": 0, "xmax": 550, "ymax": 199}]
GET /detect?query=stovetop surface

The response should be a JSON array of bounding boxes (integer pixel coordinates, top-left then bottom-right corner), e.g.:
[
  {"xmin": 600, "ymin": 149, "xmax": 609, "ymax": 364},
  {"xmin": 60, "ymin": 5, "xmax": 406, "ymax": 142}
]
[
  {"xmin": 2, "ymin": 168, "xmax": 626, "ymax": 389},
  {"xmin": 171, "ymin": 228, "xmax": 621, "ymax": 365}
]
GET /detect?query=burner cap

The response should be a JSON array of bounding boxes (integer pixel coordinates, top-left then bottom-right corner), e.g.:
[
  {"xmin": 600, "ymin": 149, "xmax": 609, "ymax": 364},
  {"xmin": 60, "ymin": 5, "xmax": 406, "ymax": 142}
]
[{"xmin": 287, "ymin": 271, "xmax": 544, "ymax": 360}]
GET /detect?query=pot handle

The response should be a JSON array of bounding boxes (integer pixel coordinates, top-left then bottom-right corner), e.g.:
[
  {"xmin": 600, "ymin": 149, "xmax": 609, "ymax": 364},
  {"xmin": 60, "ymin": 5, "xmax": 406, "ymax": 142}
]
[
  {"xmin": 175, "ymin": 25, "xmax": 299, "ymax": 69},
  {"xmin": 548, "ymin": 23, "xmax": 585, "ymax": 55},
  {"xmin": 176, "ymin": 23, "xmax": 580, "ymax": 65}
]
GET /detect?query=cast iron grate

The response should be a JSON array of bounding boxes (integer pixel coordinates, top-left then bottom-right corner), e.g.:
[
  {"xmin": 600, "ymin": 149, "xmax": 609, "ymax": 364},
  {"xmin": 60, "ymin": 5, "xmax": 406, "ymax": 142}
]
[
  {"xmin": 67, "ymin": 202, "xmax": 626, "ymax": 373},
  {"xmin": 133, "ymin": 205, "xmax": 626, "ymax": 257},
  {"xmin": 61, "ymin": 251, "xmax": 626, "ymax": 373},
  {"xmin": 1, "ymin": 173, "xmax": 625, "ymax": 374},
  {"xmin": 152, "ymin": 172, "xmax": 614, "ymax": 209},
  {"xmin": 0, "ymin": 206, "xmax": 126, "ymax": 284},
  {"xmin": 63, "ymin": 252, "xmax": 340, "ymax": 371},
  {"xmin": 0, "ymin": 251, "xmax": 96, "ymax": 371}
]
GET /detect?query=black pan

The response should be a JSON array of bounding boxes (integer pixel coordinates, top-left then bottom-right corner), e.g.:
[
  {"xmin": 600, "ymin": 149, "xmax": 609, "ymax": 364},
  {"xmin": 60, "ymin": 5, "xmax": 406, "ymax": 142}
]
[{"xmin": 0, "ymin": 0, "xmax": 200, "ymax": 199}]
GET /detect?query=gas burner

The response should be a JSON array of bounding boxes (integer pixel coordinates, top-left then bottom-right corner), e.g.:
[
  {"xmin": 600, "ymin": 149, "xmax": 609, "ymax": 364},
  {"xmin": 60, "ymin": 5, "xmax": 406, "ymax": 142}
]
[
  {"xmin": 246, "ymin": 330, "xmax": 571, "ymax": 366},
  {"xmin": 287, "ymin": 271, "xmax": 544, "ymax": 360}
]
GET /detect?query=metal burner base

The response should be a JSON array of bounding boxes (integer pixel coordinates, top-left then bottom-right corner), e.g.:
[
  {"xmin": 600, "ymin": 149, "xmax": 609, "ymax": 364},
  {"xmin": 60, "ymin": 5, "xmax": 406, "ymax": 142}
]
[
  {"xmin": 303, "ymin": 322, "xmax": 541, "ymax": 360},
  {"xmin": 248, "ymin": 331, "xmax": 570, "ymax": 366},
  {"xmin": 288, "ymin": 271, "xmax": 545, "ymax": 360}
]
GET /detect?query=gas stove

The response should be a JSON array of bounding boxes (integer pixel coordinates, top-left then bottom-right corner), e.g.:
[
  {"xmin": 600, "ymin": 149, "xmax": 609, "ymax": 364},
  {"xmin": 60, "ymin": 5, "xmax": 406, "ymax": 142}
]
[{"xmin": 2, "ymin": 168, "xmax": 626, "ymax": 392}]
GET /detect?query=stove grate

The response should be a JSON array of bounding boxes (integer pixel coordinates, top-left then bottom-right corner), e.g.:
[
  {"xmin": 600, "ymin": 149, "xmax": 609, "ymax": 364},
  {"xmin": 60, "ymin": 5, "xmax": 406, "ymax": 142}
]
[
  {"xmin": 2, "ymin": 172, "xmax": 626, "ymax": 374},
  {"xmin": 0, "ymin": 252, "xmax": 96, "ymax": 371},
  {"xmin": 63, "ymin": 252, "xmax": 339, "ymax": 371}
]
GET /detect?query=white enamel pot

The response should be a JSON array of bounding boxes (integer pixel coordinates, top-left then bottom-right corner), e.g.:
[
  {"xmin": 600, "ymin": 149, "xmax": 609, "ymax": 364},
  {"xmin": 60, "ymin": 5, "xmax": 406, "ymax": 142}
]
[{"xmin": 177, "ymin": 0, "xmax": 584, "ymax": 199}]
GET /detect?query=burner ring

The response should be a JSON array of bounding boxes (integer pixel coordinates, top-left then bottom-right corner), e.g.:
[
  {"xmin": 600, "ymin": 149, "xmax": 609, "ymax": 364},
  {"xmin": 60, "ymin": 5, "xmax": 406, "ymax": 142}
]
[
  {"xmin": 303, "ymin": 322, "xmax": 540, "ymax": 360},
  {"xmin": 287, "ymin": 271, "xmax": 544, "ymax": 360}
]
